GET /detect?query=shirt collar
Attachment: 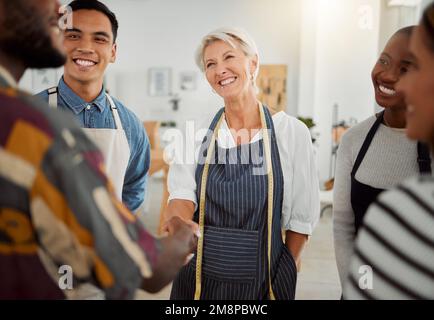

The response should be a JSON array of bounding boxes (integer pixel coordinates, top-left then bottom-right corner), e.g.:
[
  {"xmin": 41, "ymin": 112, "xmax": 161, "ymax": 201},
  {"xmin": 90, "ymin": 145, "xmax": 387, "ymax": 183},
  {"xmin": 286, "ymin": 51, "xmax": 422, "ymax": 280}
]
[
  {"xmin": 57, "ymin": 77, "xmax": 108, "ymax": 114},
  {"xmin": 0, "ymin": 64, "xmax": 18, "ymax": 88}
]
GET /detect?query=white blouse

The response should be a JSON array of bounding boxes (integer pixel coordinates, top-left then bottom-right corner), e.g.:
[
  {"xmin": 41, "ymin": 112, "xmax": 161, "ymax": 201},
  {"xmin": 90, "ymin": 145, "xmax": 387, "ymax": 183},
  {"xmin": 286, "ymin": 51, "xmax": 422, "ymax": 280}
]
[{"xmin": 166, "ymin": 111, "xmax": 320, "ymax": 235}]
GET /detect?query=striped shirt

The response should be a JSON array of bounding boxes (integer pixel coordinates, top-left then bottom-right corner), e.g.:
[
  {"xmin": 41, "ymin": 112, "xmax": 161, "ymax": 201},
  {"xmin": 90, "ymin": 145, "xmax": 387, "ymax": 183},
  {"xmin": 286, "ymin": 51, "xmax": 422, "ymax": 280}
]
[
  {"xmin": 0, "ymin": 73, "xmax": 158, "ymax": 299},
  {"xmin": 344, "ymin": 175, "xmax": 434, "ymax": 299}
]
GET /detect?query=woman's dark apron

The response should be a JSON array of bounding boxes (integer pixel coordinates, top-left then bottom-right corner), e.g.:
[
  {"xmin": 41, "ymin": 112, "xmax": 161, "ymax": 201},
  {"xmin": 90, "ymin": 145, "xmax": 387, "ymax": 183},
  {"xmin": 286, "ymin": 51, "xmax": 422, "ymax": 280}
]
[
  {"xmin": 170, "ymin": 106, "xmax": 297, "ymax": 300},
  {"xmin": 351, "ymin": 111, "xmax": 432, "ymax": 233}
]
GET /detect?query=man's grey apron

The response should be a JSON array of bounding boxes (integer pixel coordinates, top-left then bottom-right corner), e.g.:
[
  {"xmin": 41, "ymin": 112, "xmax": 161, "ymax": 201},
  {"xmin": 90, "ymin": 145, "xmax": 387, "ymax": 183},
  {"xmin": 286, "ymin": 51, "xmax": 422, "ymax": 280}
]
[
  {"xmin": 170, "ymin": 106, "xmax": 297, "ymax": 300},
  {"xmin": 48, "ymin": 87, "xmax": 130, "ymax": 202}
]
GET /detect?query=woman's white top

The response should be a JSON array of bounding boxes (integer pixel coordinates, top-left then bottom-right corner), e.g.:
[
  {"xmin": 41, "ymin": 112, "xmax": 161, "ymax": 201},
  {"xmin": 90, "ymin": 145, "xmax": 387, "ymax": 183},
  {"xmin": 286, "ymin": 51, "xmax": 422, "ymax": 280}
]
[{"xmin": 166, "ymin": 111, "xmax": 320, "ymax": 235}]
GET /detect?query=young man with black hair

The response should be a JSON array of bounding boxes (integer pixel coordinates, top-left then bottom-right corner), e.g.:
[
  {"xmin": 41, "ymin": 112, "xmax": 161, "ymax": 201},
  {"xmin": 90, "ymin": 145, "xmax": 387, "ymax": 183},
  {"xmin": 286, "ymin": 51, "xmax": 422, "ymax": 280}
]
[{"xmin": 38, "ymin": 0, "xmax": 149, "ymax": 213}]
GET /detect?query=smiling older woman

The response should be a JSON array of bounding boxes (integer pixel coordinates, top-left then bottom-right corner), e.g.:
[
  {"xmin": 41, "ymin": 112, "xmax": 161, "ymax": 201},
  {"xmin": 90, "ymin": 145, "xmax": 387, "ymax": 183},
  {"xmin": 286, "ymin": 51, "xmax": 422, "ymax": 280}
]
[{"xmin": 163, "ymin": 27, "xmax": 320, "ymax": 300}]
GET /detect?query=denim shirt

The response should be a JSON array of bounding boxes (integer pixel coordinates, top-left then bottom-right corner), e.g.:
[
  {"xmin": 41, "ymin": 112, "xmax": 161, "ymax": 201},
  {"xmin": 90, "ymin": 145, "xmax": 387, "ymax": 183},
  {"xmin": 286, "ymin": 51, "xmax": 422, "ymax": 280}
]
[{"xmin": 36, "ymin": 77, "xmax": 150, "ymax": 212}]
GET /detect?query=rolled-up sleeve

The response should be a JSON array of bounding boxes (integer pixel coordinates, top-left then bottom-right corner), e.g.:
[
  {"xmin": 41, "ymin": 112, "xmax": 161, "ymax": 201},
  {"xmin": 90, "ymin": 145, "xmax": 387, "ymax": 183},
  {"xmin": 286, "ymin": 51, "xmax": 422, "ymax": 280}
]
[
  {"xmin": 168, "ymin": 162, "xmax": 198, "ymax": 207},
  {"xmin": 280, "ymin": 117, "xmax": 320, "ymax": 235},
  {"xmin": 166, "ymin": 117, "xmax": 212, "ymax": 209}
]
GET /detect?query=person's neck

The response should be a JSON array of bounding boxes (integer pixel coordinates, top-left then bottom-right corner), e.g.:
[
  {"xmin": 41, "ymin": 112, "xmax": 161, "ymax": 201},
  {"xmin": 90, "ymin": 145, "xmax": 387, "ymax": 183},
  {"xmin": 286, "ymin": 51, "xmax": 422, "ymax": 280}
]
[
  {"xmin": 0, "ymin": 52, "xmax": 26, "ymax": 83},
  {"xmin": 224, "ymin": 93, "xmax": 260, "ymax": 131},
  {"xmin": 383, "ymin": 106, "xmax": 406, "ymax": 129},
  {"xmin": 63, "ymin": 74, "xmax": 104, "ymax": 103}
]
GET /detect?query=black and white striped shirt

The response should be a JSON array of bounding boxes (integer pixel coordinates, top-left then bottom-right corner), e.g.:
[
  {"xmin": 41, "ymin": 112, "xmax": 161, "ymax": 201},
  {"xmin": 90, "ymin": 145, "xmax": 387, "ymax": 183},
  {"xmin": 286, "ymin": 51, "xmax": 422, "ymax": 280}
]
[{"xmin": 344, "ymin": 175, "xmax": 434, "ymax": 299}]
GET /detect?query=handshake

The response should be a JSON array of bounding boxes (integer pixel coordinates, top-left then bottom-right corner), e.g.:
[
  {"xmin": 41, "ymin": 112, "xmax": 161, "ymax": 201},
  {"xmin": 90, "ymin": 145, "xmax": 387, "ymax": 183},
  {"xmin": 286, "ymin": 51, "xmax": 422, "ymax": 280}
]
[
  {"xmin": 141, "ymin": 215, "xmax": 199, "ymax": 293},
  {"xmin": 163, "ymin": 216, "xmax": 201, "ymax": 265}
]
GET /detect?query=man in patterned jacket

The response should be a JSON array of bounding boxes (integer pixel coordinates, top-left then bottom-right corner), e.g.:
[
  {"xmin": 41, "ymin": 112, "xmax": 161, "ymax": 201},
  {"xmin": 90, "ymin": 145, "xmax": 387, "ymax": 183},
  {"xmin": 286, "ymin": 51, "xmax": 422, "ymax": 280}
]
[{"xmin": 0, "ymin": 0, "xmax": 196, "ymax": 299}]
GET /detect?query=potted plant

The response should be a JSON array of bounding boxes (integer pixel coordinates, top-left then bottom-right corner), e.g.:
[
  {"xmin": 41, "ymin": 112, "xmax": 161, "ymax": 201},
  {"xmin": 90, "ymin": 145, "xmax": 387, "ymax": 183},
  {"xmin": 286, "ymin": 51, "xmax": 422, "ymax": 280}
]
[{"xmin": 297, "ymin": 116, "xmax": 318, "ymax": 144}]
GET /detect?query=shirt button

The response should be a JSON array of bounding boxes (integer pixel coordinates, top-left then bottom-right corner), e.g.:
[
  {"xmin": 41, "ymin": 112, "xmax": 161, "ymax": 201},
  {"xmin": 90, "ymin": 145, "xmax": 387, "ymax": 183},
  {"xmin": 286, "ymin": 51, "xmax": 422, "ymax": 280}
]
[{"xmin": 86, "ymin": 105, "xmax": 92, "ymax": 110}]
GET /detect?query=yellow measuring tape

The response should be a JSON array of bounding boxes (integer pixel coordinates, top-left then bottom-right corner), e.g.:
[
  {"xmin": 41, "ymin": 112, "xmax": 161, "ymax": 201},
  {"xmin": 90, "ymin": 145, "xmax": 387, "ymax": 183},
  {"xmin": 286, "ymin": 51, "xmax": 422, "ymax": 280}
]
[{"xmin": 194, "ymin": 103, "xmax": 276, "ymax": 300}]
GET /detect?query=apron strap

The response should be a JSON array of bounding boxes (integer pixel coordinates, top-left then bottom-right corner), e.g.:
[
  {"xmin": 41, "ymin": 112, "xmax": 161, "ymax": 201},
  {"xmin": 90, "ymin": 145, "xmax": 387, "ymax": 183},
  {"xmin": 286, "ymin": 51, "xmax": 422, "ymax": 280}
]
[
  {"xmin": 259, "ymin": 105, "xmax": 276, "ymax": 300},
  {"xmin": 105, "ymin": 93, "xmax": 123, "ymax": 130},
  {"xmin": 48, "ymin": 88, "xmax": 124, "ymax": 131},
  {"xmin": 417, "ymin": 142, "xmax": 432, "ymax": 174},
  {"xmin": 47, "ymin": 87, "xmax": 58, "ymax": 108},
  {"xmin": 351, "ymin": 111, "xmax": 384, "ymax": 177},
  {"xmin": 194, "ymin": 110, "xmax": 225, "ymax": 300},
  {"xmin": 194, "ymin": 103, "xmax": 277, "ymax": 301}
]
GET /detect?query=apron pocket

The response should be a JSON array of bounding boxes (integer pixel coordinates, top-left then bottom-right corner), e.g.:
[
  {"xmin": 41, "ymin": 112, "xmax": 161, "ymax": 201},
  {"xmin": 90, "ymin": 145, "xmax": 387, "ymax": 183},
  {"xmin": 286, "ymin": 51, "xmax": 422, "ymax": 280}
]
[
  {"xmin": 271, "ymin": 244, "xmax": 297, "ymax": 300},
  {"xmin": 201, "ymin": 225, "xmax": 259, "ymax": 283}
]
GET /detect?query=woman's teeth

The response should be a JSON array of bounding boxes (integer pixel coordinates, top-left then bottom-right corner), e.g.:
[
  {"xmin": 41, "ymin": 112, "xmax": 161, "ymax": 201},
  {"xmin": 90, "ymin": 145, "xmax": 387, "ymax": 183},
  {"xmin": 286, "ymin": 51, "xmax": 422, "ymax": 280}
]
[
  {"xmin": 219, "ymin": 77, "xmax": 236, "ymax": 86},
  {"xmin": 379, "ymin": 84, "xmax": 396, "ymax": 96}
]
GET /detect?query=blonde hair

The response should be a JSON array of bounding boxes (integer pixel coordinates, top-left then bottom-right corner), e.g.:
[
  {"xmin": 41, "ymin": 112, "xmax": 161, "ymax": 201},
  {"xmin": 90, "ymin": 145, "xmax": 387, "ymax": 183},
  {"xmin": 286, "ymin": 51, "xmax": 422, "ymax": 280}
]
[{"xmin": 195, "ymin": 27, "xmax": 260, "ymax": 92}]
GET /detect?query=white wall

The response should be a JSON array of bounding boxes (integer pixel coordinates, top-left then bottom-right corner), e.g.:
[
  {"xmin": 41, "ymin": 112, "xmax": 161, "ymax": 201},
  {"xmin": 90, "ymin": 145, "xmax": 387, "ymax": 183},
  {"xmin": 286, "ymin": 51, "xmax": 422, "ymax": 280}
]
[
  {"xmin": 419, "ymin": 0, "xmax": 432, "ymax": 17},
  {"xmin": 297, "ymin": 0, "xmax": 318, "ymax": 118},
  {"xmin": 297, "ymin": 0, "xmax": 381, "ymax": 181},
  {"xmin": 106, "ymin": 0, "xmax": 302, "ymax": 130},
  {"xmin": 18, "ymin": 0, "xmax": 424, "ymax": 181},
  {"xmin": 376, "ymin": 0, "xmax": 432, "ymax": 54},
  {"xmin": 19, "ymin": 0, "xmax": 303, "ymax": 133},
  {"xmin": 19, "ymin": 0, "xmax": 382, "ymax": 181},
  {"xmin": 378, "ymin": 0, "xmax": 420, "ymax": 52}
]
